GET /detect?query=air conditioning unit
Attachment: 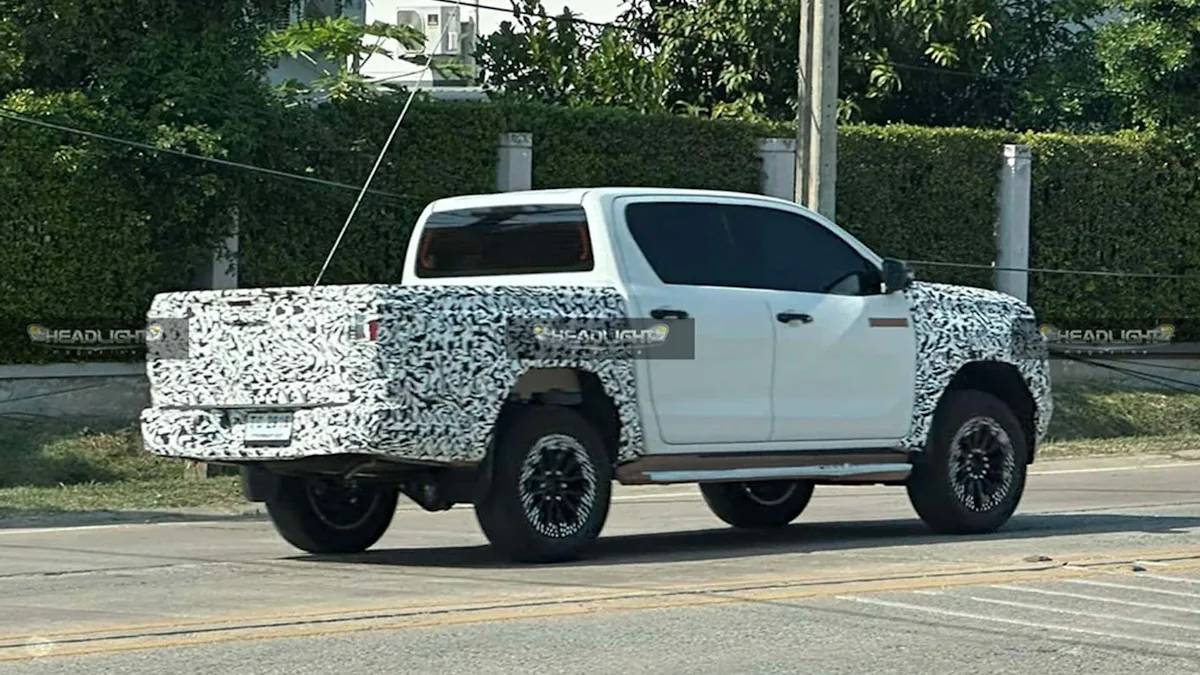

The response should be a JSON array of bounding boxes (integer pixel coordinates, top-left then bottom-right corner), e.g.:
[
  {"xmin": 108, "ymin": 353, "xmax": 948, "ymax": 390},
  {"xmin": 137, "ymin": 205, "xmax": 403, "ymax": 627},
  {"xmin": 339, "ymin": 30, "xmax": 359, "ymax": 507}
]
[{"xmin": 396, "ymin": 9, "xmax": 424, "ymax": 32}]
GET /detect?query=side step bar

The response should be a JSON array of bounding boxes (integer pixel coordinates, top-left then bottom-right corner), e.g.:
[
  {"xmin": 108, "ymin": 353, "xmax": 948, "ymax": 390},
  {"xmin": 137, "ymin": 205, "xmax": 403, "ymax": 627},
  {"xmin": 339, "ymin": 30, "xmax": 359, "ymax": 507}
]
[{"xmin": 616, "ymin": 450, "xmax": 912, "ymax": 485}]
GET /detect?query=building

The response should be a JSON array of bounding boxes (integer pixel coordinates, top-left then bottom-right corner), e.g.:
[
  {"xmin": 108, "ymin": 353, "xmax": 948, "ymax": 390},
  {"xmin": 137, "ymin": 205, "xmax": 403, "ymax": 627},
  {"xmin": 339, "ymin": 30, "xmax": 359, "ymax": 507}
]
[
  {"xmin": 265, "ymin": 0, "xmax": 486, "ymax": 99},
  {"xmin": 360, "ymin": 0, "xmax": 482, "ymax": 92}
]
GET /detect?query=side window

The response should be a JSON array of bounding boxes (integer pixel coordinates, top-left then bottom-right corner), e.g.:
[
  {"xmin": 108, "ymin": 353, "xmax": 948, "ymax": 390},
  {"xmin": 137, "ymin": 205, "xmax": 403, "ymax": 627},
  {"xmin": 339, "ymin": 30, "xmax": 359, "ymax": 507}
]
[
  {"xmin": 724, "ymin": 205, "xmax": 881, "ymax": 295},
  {"xmin": 624, "ymin": 201, "xmax": 744, "ymax": 287}
]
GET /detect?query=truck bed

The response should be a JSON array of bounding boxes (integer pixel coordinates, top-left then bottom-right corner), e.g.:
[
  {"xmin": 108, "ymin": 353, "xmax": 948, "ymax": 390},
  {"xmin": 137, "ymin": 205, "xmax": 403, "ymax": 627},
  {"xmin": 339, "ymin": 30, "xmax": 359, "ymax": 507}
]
[{"xmin": 140, "ymin": 284, "xmax": 642, "ymax": 466}]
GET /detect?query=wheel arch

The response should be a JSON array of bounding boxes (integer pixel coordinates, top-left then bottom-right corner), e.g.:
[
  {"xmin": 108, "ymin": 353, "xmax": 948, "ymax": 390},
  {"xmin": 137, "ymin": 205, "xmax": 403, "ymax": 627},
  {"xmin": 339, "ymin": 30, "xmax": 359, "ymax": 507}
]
[
  {"xmin": 941, "ymin": 360, "xmax": 1038, "ymax": 463},
  {"xmin": 497, "ymin": 366, "xmax": 623, "ymax": 468}
]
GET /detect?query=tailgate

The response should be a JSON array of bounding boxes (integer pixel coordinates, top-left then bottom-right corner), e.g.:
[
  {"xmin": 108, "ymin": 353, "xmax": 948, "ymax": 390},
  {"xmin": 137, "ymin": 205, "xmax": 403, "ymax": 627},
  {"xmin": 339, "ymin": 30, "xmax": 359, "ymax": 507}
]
[{"xmin": 146, "ymin": 284, "xmax": 388, "ymax": 408}]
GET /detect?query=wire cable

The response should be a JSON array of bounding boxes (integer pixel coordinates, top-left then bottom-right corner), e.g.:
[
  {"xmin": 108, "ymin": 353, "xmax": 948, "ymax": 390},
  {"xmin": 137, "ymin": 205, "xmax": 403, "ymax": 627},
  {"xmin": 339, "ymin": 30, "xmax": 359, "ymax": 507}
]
[
  {"xmin": 903, "ymin": 259, "xmax": 1200, "ymax": 281},
  {"xmin": 311, "ymin": 19, "xmax": 454, "ymax": 288},
  {"xmin": 0, "ymin": 106, "xmax": 410, "ymax": 201}
]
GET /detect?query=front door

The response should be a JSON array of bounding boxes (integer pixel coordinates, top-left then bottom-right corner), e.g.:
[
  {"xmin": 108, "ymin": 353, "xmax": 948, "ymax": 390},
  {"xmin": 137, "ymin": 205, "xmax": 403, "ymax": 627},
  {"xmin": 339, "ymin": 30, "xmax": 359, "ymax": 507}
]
[{"xmin": 722, "ymin": 203, "xmax": 916, "ymax": 443}]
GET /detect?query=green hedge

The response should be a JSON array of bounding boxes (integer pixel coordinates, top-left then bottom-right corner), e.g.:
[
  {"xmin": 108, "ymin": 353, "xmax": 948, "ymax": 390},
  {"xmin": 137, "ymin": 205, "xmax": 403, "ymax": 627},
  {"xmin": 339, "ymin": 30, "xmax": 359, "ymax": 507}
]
[
  {"xmin": 0, "ymin": 92, "xmax": 234, "ymax": 364},
  {"xmin": 4, "ymin": 96, "xmax": 1200, "ymax": 365},
  {"xmin": 1023, "ymin": 132, "xmax": 1200, "ymax": 330},
  {"xmin": 236, "ymin": 100, "xmax": 503, "ymax": 287},
  {"xmin": 839, "ymin": 125, "xmax": 1010, "ymax": 289}
]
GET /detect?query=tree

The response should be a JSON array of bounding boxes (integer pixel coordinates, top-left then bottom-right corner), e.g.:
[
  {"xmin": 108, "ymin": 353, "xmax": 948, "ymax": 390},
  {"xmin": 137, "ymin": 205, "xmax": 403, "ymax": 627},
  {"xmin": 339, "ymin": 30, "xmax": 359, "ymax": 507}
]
[
  {"xmin": 476, "ymin": 0, "xmax": 672, "ymax": 114},
  {"xmin": 1097, "ymin": 0, "xmax": 1200, "ymax": 131},
  {"xmin": 264, "ymin": 15, "xmax": 428, "ymax": 102},
  {"xmin": 476, "ymin": 0, "xmax": 1122, "ymax": 131}
]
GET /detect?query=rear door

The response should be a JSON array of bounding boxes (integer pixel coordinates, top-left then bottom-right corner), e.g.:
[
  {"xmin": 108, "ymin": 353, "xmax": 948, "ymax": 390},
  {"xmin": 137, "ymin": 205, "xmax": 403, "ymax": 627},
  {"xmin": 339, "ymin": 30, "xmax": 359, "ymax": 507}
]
[{"xmin": 610, "ymin": 198, "xmax": 775, "ymax": 445}]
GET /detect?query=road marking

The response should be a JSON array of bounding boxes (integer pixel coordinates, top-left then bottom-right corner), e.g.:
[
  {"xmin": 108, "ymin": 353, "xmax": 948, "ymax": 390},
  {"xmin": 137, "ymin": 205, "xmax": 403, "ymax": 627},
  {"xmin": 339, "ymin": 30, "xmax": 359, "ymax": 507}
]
[
  {"xmin": 1063, "ymin": 578, "xmax": 1200, "ymax": 600},
  {"xmin": 3, "ymin": 552, "xmax": 1200, "ymax": 662},
  {"xmin": 914, "ymin": 589, "xmax": 1200, "ymax": 633},
  {"xmin": 1030, "ymin": 462, "xmax": 1200, "ymax": 476},
  {"xmin": 1133, "ymin": 573, "xmax": 1200, "ymax": 586},
  {"xmin": 839, "ymin": 595, "xmax": 1200, "ymax": 651},
  {"xmin": 0, "ymin": 562, "xmax": 1105, "ymax": 661},
  {"xmin": 996, "ymin": 584, "xmax": 1200, "ymax": 616},
  {"xmin": 612, "ymin": 491, "xmax": 696, "ymax": 502}
]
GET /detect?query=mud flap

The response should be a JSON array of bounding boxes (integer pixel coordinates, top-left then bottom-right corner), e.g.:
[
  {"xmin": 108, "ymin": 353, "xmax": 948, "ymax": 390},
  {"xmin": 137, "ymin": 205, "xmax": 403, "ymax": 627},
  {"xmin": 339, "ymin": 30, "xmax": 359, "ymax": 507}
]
[{"xmin": 241, "ymin": 465, "xmax": 280, "ymax": 502}]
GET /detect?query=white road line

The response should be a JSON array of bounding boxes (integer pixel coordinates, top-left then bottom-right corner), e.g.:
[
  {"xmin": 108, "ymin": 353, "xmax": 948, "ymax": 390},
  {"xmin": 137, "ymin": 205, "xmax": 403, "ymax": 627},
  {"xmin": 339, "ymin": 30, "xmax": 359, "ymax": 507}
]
[
  {"xmin": 995, "ymin": 584, "xmax": 1200, "ymax": 616},
  {"xmin": 839, "ymin": 595, "xmax": 1200, "ymax": 651},
  {"xmin": 1064, "ymin": 578, "xmax": 1200, "ymax": 600},
  {"xmin": 1131, "ymin": 573, "xmax": 1200, "ymax": 586},
  {"xmin": 613, "ymin": 492, "xmax": 696, "ymax": 502},
  {"xmin": 1030, "ymin": 462, "xmax": 1199, "ymax": 476},
  {"xmin": 914, "ymin": 589, "xmax": 1200, "ymax": 633}
]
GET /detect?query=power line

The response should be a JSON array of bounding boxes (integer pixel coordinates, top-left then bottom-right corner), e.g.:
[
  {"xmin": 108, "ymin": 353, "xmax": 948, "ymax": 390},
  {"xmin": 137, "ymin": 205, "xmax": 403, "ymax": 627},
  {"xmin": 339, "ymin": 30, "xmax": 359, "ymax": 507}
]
[
  {"xmin": 904, "ymin": 259, "xmax": 1200, "ymax": 281},
  {"xmin": 0, "ymin": 106, "xmax": 410, "ymax": 201}
]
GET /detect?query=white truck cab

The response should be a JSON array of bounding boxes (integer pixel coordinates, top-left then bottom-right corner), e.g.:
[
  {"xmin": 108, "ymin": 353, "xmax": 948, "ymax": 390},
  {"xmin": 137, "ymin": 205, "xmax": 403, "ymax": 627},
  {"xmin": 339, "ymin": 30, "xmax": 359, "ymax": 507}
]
[{"xmin": 141, "ymin": 188, "xmax": 1052, "ymax": 564}]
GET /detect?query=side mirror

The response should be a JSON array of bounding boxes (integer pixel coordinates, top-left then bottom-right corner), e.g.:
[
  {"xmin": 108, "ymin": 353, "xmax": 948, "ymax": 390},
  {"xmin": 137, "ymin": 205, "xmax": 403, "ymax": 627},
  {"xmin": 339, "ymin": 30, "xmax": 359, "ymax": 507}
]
[{"xmin": 881, "ymin": 258, "xmax": 914, "ymax": 293}]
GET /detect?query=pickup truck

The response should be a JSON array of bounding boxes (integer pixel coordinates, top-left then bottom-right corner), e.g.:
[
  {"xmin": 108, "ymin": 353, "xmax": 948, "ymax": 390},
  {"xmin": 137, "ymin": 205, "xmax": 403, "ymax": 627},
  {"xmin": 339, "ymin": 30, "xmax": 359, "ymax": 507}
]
[{"xmin": 141, "ymin": 187, "xmax": 1052, "ymax": 564}]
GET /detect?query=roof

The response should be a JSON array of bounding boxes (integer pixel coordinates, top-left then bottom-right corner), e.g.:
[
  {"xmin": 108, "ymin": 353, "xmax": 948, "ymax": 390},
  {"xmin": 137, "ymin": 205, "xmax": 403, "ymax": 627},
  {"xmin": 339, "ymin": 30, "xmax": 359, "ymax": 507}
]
[{"xmin": 429, "ymin": 187, "xmax": 808, "ymax": 213}]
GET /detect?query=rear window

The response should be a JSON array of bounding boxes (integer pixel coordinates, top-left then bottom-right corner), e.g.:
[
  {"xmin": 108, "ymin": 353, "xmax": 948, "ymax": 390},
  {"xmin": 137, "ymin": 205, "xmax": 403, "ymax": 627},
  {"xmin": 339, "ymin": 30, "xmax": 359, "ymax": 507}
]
[{"xmin": 415, "ymin": 205, "xmax": 594, "ymax": 278}]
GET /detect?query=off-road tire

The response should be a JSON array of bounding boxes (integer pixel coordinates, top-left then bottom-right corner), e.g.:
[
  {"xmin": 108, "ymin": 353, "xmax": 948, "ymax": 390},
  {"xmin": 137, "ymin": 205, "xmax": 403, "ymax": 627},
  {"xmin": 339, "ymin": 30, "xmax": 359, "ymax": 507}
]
[
  {"xmin": 907, "ymin": 389, "xmax": 1029, "ymax": 535},
  {"xmin": 475, "ymin": 404, "xmax": 613, "ymax": 564},
  {"xmin": 700, "ymin": 480, "xmax": 815, "ymax": 528},
  {"xmin": 266, "ymin": 475, "xmax": 398, "ymax": 554}
]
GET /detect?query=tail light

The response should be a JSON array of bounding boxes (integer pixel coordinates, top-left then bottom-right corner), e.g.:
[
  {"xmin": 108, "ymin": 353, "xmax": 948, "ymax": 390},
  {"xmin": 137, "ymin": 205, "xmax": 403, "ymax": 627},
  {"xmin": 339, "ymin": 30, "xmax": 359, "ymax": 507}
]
[{"xmin": 352, "ymin": 315, "xmax": 381, "ymax": 341}]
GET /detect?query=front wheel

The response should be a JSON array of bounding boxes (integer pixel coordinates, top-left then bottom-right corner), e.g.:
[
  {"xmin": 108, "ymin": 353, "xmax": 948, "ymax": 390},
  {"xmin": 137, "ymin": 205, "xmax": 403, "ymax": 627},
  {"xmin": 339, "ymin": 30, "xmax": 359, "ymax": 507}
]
[
  {"xmin": 265, "ymin": 475, "xmax": 399, "ymax": 554},
  {"xmin": 700, "ymin": 480, "xmax": 815, "ymax": 528},
  {"xmin": 907, "ymin": 389, "xmax": 1029, "ymax": 535},
  {"xmin": 475, "ymin": 405, "xmax": 613, "ymax": 564}
]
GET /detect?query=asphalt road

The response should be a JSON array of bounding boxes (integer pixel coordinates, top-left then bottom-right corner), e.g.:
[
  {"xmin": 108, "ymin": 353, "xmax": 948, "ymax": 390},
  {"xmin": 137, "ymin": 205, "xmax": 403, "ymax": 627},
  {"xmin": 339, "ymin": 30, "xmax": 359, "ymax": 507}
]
[{"xmin": 1, "ymin": 453, "xmax": 1199, "ymax": 674}]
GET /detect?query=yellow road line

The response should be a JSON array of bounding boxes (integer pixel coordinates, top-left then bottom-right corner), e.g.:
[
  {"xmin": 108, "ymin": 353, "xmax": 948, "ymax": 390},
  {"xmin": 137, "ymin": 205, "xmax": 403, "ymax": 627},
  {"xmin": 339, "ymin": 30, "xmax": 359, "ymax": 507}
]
[
  {"xmin": 4, "ymin": 547, "xmax": 1198, "ymax": 645},
  {"xmin": 3, "ymin": 549, "xmax": 1199, "ymax": 662}
]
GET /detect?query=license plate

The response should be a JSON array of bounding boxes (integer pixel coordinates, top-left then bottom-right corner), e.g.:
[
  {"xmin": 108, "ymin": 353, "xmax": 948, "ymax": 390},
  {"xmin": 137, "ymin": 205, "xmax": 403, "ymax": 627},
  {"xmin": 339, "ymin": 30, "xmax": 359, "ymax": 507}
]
[{"xmin": 243, "ymin": 412, "xmax": 293, "ymax": 443}]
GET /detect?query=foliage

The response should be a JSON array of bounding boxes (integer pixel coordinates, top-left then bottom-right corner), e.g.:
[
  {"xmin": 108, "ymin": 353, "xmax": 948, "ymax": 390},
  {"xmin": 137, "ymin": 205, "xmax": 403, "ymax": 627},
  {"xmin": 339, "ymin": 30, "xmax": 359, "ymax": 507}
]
[
  {"xmin": 476, "ymin": 0, "xmax": 672, "ymax": 114},
  {"xmin": 236, "ymin": 99, "xmax": 502, "ymax": 287},
  {"xmin": 475, "ymin": 0, "xmax": 1121, "ymax": 131},
  {"xmin": 237, "ymin": 100, "xmax": 761, "ymax": 287},
  {"xmin": 1021, "ymin": 131, "xmax": 1200, "ymax": 327},
  {"xmin": 1096, "ymin": 0, "xmax": 1200, "ymax": 131},
  {"xmin": 837, "ymin": 124, "xmax": 1010, "ymax": 289},
  {"xmin": 265, "ymin": 16, "xmax": 429, "ymax": 102},
  {"xmin": 0, "ymin": 1, "xmax": 285, "ymax": 364}
]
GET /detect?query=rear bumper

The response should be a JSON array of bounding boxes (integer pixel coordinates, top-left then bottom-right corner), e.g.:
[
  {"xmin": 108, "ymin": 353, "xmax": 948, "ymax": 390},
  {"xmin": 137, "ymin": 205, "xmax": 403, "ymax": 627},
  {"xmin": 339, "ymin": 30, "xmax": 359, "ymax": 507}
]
[{"xmin": 140, "ymin": 403, "xmax": 486, "ymax": 465}]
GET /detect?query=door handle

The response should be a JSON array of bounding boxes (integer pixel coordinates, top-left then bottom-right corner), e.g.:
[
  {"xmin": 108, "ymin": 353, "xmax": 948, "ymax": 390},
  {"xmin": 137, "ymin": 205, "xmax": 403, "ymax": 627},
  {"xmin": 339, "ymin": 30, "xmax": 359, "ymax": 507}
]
[
  {"xmin": 650, "ymin": 308, "xmax": 689, "ymax": 320},
  {"xmin": 776, "ymin": 311, "xmax": 813, "ymax": 324}
]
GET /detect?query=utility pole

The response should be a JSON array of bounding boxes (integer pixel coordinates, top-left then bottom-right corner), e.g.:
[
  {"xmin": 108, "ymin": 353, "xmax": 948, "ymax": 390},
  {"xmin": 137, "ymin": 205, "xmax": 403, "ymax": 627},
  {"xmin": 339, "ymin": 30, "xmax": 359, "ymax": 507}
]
[{"xmin": 793, "ymin": 0, "xmax": 840, "ymax": 221}]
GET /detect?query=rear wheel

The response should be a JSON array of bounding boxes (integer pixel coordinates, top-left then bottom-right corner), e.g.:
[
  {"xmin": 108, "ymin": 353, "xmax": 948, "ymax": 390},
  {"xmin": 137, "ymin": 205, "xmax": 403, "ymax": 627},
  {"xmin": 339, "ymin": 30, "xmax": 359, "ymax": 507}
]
[
  {"xmin": 475, "ymin": 405, "xmax": 613, "ymax": 564},
  {"xmin": 266, "ymin": 475, "xmax": 398, "ymax": 554},
  {"xmin": 700, "ymin": 480, "xmax": 815, "ymax": 528},
  {"xmin": 907, "ymin": 389, "xmax": 1028, "ymax": 535}
]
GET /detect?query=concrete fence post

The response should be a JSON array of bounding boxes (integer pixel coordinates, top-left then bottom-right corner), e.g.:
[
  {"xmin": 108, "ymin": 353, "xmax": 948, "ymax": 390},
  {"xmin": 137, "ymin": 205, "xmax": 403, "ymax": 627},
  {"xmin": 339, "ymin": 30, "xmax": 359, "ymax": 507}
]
[
  {"xmin": 996, "ymin": 144, "xmax": 1032, "ymax": 302},
  {"xmin": 757, "ymin": 138, "xmax": 798, "ymax": 202},
  {"xmin": 497, "ymin": 133, "xmax": 533, "ymax": 192},
  {"xmin": 193, "ymin": 207, "xmax": 240, "ymax": 290}
]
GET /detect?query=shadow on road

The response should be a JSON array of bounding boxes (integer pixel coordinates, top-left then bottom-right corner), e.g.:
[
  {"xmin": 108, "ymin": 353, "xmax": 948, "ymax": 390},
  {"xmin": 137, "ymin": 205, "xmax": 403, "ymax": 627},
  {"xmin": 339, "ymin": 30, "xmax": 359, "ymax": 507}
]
[{"xmin": 293, "ymin": 511, "xmax": 1200, "ymax": 570}]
